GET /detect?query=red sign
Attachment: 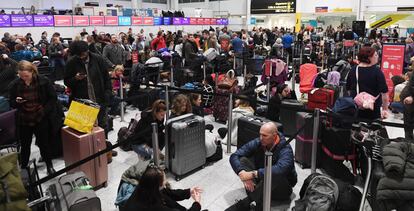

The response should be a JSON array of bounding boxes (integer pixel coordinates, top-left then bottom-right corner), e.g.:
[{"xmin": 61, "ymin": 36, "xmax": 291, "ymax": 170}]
[
  {"xmin": 190, "ymin": 18, "xmax": 197, "ymax": 25},
  {"xmin": 143, "ymin": 17, "xmax": 154, "ymax": 25},
  {"xmin": 381, "ymin": 44, "xmax": 406, "ymax": 97},
  {"xmin": 131, "ymin": 16, "xmax": 143, "ymax": 25},
  {"xmin": 202, "ymin": 18, "xmax": 210, "ymax": 25},
  {"xmin": 197, "ymin": 18, "xmax": 204, "ymax": 25},
  {"xmin": 132, "ymin": 51, "xmax": 139, "ymax": 64},
  {"xmin": 90, "ymin": 16, "xmax": 104, "ymax": 25},
  {"xmin": 72, "ymin": 16, "xmax": 89, "ymax": 26},
  {"xmin": 211, "ymin": 18, "xmax": 218, "ymax": 25},
  {"xmin": 105, "ymin": 16, "xmax": 118, "ymax": 26},
  {"xmin": 54, "ymin": 15, "xmax": 72, "ymax": 26},
  {"xmin": 315, "ymin": 7, "xmax": 328, "ymax": 13}
]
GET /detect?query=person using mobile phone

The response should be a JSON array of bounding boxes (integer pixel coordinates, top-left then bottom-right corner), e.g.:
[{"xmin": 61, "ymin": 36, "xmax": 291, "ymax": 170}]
[{"xmin": 8, "ymin": 60, "xmax": 57, "ymax": 175}]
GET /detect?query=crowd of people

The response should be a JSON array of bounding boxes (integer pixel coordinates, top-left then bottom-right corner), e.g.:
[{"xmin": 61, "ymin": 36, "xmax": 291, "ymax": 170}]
[{"xmin": 1, "ymin": 23, "xmax": 414, "ymax": 210}]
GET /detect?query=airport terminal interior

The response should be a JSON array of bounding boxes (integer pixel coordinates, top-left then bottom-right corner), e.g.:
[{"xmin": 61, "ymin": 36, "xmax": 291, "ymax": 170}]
[{"xmin": 1, "ymin": 0, "xmax": 414, "ymax": 211}]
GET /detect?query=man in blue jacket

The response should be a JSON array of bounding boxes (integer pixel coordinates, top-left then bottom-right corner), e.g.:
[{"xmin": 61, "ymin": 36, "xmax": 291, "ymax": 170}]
[{"xmin": 227, "ymin": 122, "xmax": 297, "ymax": 210}]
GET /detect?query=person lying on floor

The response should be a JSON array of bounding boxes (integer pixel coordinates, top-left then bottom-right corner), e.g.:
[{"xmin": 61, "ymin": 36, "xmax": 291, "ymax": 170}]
[
  {"xmin": 227, "ymin": 122, "xmax": 297, "ymax": 210},
  {"xmin": 122, "ymin": 164, "xmax": 203, "ymax": 211}
]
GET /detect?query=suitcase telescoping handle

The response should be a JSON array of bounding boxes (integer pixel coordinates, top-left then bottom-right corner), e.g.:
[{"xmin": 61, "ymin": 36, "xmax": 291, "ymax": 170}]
[{"xmin": 186, "ymin": 119, "xmax": 199, "ymax": 127}]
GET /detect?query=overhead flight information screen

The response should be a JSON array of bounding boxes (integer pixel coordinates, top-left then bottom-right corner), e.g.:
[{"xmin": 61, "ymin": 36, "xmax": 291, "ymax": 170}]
[{"xmin": 251, "ymin": 0, "xmax": 296, "ymax": 14}]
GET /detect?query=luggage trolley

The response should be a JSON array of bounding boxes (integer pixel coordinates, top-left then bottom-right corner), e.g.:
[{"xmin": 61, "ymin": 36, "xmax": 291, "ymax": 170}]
[{"xmin": 350, "ymin": 122, "xmax": 388, "ymax": 211}]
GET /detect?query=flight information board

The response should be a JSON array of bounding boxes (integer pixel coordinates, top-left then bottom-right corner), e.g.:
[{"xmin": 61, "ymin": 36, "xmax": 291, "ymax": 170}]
[{"xmin": 251, "ymin": 0, "xmax": 296, "ymax": 14}]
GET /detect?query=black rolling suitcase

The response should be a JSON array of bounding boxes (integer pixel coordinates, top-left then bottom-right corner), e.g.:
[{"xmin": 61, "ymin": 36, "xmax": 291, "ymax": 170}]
[
  {"xmin": 128, "ymin": 88, "xmax": 159, "ymax": 111},
  {"xmin": 295, "ymin": 112, "xmax": 317, "ymax": 169},
  {"xmin": 166, "ymin": 114, "xmax": 206, "ymax": 181},
  {"xmin": 280, "ymin": 100, "xmax": 305, "ymax": 137},
  {"xmin": 47, "ymin": 171, "xmax": 101, "ymax": 211},
  {"xmin": 237, "ymin": 116, "xmax": 283, "ymax": 149}
]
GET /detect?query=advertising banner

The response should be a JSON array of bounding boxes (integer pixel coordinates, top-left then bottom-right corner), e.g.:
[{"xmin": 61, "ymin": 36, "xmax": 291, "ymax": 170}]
[
  {"xmin": 11, "ymin": 15, "xmax": 33, "ymax": 27},
  {"xmin": 33, "ymin": 15, "xmax": 54, "ymax": 27},
  {"xmin": 143, "ymin": 17, "xmax": 154, "ymax": 25},
  {"xmin": 73, "ymin": 16, "xmax": 89, "ymax": 26},
  {"xmin": 153, "ymin": 17, "xmax": 163, "ymax": 25},
  {"xmin": 105, "ymin": 16, "xmax": 118, "ymax": 26},
  {"xmin": 54, "ymin": 15, "xmax": 72, "ymax": 26},
  {"xmin": 206, "ymin": 18, "xmax": 214, "ymax": 25},
  {"xmin": 381, "ymin": 44, "xmax": 406, "ymax": 96},
  {"xmin": 90, "ymin": 16, "xmax": 104, "ymax": 25},
  {"xmin": 173, "ymin": 17, "xmax": 182, "ymax": 25},
  {"xmin": 131, "ymin": 16, "xmax": 143, "ymax": 25},
  {"xmin": 315, "ymin": 7, "xmax": 328, "ymax": 13},
  {"xmin": 222, "ymin": 18, "xmax": 229, "ymax": 25},
  {"xmin": 197, "ymin": 18, "xmax": 205, "ymax": 25},
  {"xmin": 118, "ymin": 16, "xmax": 131, "ymax": 26},
  {"xmin": 182, "ymin": 17, "xmax": 190, "ymax": 25},
  {"xmin": 163, "ymin": 17, "xmax": 172, "ymax": 25},
  {"xmin": 0, "ymin": 15, "xmax": 11, "ymax": 27},
  {"xmin": 190, "ymin": 18, "xmax": 197, "ymax": 25}
]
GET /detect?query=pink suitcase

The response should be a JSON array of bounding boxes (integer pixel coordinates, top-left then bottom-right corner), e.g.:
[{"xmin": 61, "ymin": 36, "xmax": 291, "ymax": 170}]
[{"xmin": 61, "ymin": 126, "xmax": 108, "ymax": 188}]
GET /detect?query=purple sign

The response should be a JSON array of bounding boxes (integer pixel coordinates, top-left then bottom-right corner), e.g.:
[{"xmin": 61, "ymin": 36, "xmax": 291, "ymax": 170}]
[
  {"xmin": 173, "ymin": 17, "xmax": 182, "ymax": 25},
  {"xmin": 182, "ymin": 17, "xmax": 190, "ymax": 25},
  {"xmin": 216, "ymin": 18, "xmax": 223, "ymax": 25},
  {"xmin": 163, "ymin": 17, "xmax": 172, "ymax": 25},
  {"xmin": 222, "ymin": 18, "xmax": 229, "ymax": 25},
  {"xmin": 0, "ymin": 15, "xmax": 11, "ymax": 27},
  {"xmin": 11, "ymin": 15, "xmax": 34, "ymax": 27},
  {"xmin": 33, "ymin": 15, "xmax": 54, "ymax": 27}
]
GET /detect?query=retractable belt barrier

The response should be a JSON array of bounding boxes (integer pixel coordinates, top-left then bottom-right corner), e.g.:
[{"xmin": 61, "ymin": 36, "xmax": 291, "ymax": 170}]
[{"xmin": 35, "ymin": 78, "xmax": 410, "ymax": 188}]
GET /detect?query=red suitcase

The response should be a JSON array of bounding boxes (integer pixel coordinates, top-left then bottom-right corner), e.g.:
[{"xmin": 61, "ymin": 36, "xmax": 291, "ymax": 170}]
[
  {"xmin": 307, "ymin": 88, "xmax": 335, "ymax": 110},
  {"xmin": 61, "ymin": 126, "xmax": 108, "ymax": 188}
]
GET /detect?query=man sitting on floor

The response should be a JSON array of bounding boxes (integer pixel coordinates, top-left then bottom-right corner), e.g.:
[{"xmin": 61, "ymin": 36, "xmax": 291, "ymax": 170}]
[{"xmin": 227, "ymin": 122, "xmax": 297, "ymax": 210}]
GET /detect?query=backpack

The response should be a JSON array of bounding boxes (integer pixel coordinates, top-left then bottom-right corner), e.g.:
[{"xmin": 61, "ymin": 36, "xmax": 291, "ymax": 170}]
[
  {"xmin": 0, "ymin": 153, "xmax": 31, "ymax": 211},
  {"xmin": 331, "ymin": 97, "xmax": 358, "ymax": 128},
  {"xmin": 117, "ymin": 115, "xmax": 141, "ymax": 152},
  {"xmin": 327, "ymin": 71, "xmax": 340, "ymax": 86},
  {"xmin": 294, "ymin": 173, "xmax": 339, "ymax": 211},
  {"xmin": 334, "ymin": 179, "xmax": 362, "ymax": 211}
]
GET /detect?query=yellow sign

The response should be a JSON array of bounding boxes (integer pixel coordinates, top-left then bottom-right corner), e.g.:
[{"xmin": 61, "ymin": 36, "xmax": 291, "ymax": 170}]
[
  {"xmin": 370, "ymin": 14, "xmax": 410, "ymax": 29},
  {"xmin": 332, "ymin": 8, "xmax": 353, "ymax": 13},
  {"xmin": 295, "ymin": 13, "xmax": 301, "ymax": 33}
]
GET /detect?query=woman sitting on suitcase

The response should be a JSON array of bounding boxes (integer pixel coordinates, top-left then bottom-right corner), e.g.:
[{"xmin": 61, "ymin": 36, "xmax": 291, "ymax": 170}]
[
  {"xmin": 267, "ymin": 84, "xmax": 297, "ymax": 122},
  {"xmin": 128, "ymin": 100, "xmax": 167, "ymax": 161},
  {"xmin": 123, "ymin": 164, "xmax": 203, "ymax": 211},
  {"xmin": 170, "ymin": 94, "xmax": 192, "ymax": 118}
]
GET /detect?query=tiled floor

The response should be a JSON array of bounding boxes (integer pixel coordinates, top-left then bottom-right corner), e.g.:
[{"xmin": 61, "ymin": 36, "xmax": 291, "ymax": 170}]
[{"xmin": 25, "ymin": 80, "xmax": 406, "ymax": 211}]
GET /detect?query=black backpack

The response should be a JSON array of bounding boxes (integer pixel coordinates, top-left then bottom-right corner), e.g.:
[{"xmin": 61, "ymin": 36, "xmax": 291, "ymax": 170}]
[{"xmin": 334, "ymin": 179, "xmax": 362, "ymax": 211}]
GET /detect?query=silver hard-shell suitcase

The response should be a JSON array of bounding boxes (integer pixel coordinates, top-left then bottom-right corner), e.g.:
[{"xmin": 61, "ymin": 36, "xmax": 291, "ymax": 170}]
[{"xmin": 166, "ymin": 114, "xmax": 206, "ymax": 180}]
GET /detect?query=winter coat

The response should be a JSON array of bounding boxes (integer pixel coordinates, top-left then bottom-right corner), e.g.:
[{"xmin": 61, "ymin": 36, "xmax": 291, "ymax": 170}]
[
  {"xmin": 151, "ymin": 36, "xmax": 167, "ymax": 51},
  {"xmin": 123, "ymin": 188, "xmax": 201, "ymax": 211},
  {"xmin": 230, "ymin": 134, "xmax": 297, "ymax": 187},
  {"xmin": 126, "ymin": 110, "xmax": 165, "ymax": 148},
  {"xmin": 64, "ymin": 52, "xmax": 112, "ymax": 105},
  {"xmin": 103, "ymin": 43, "xmax": 127, "ymax": 66},
  {"xmin": 377, "ymin": 142, "xmax": 414, "ymax": 209},
  {"xmin": 0, "ymin": 58, "xmax": 18, "ymax": 97},
  {"xmin": 9, "ymin": 75, "xmax": 57, "ymax": 125},
  {"xmin": 183, "ymin": 40, "xmax": 198, "ymax": 63},
  {"xmin": 48, "ymin": 43, "xmax": 64, "ymax": 58},
  {"xmin": 10, "ymin": 50, "xmax": 41, "ymax": 62}
]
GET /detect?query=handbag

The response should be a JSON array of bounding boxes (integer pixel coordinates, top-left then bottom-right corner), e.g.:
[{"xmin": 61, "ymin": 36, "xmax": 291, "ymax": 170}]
[
  {"xmin": 354, "ymin": 66, "xmax": 379, "ymax": 110},
  {"xmin": 64, "ymin": 99, "xmax": 100, "ymax": 133},
  {"xmin": 217, "ymin": 69, "xmax": 237, "ymax": 90},
  {"xmin": 0, "ymin": 153, "xmax": 30, "ymax": 211}
]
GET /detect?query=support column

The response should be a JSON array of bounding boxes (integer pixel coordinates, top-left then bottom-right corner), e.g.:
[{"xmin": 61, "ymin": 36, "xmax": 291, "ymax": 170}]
[
  {"xmin": 356, "ymin": 0, "xmax": 363, "ymax": 21},
  {"xmin": 35, "ymin": 0, "xmax": 43, "ymax": 10},
  {"xmin": 246, "ymin": 0, "xmax": 251, "ymax": 29},
  {"xmin": 171, "ymin": 0, "xmax": 179, "ymax": 11}
]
